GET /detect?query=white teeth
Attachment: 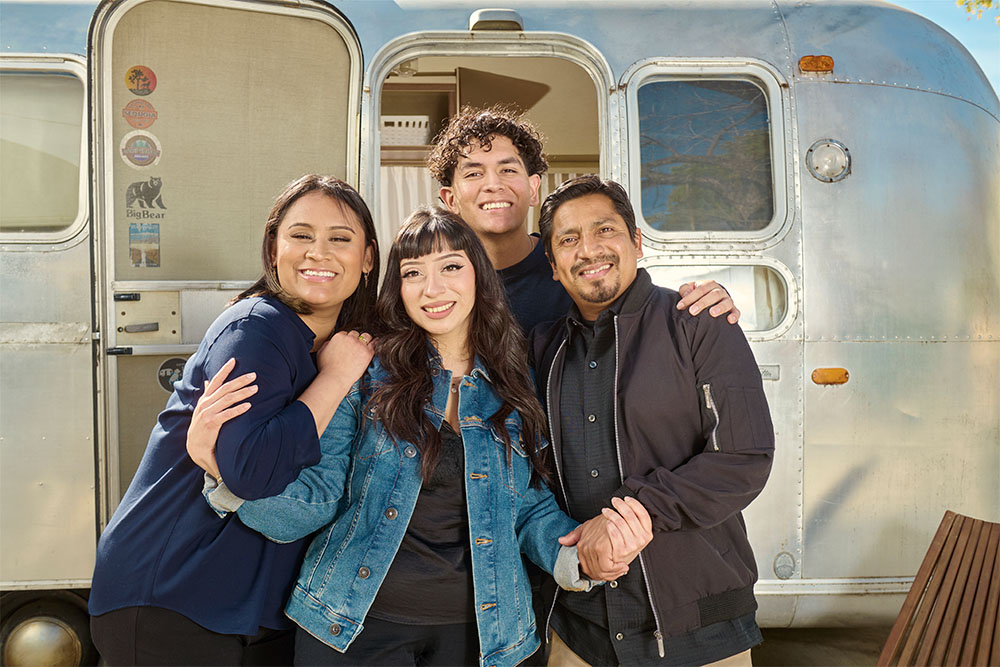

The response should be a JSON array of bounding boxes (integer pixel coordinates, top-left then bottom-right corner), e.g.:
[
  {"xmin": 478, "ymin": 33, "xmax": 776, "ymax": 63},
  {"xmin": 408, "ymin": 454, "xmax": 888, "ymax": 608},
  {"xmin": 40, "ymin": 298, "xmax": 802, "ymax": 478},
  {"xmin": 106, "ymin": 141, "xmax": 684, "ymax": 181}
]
[
  {"xmin": 424, "ymin": 302, "xmax": 454, "ymax": 313},
  {"xmin": 481, "ymin": 202, "xmax": 511, "ymax": 210},
  {"xmin": 581, "ymin": 264, "xmax": 612, "ymax": 276},
  {"xmin": 303, "ymin": 269, "xmax": 335, "ymax": 277}
]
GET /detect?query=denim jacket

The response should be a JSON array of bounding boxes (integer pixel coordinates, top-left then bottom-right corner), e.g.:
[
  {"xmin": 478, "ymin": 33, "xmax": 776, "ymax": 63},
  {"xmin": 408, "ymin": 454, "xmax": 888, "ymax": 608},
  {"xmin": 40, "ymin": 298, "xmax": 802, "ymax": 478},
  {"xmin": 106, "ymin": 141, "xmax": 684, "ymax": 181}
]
[{"xmin": 206, "ymin": 355, "xmax": 589, "ymax": 667}]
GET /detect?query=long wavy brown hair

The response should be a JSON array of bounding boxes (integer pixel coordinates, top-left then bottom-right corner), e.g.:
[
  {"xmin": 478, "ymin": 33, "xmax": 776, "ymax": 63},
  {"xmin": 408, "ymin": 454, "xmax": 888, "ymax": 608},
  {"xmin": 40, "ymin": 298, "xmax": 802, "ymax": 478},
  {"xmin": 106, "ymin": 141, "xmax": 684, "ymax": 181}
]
[{"xmin": 371, "ymin": 206, "xmax": 550, "ymax": 484}]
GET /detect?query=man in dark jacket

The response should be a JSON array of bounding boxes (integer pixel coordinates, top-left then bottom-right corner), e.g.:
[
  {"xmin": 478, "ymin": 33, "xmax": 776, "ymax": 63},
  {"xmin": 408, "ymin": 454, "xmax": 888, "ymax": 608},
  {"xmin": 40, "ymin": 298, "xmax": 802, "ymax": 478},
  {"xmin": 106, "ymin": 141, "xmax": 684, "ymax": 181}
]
[{"xmin": 533, "ymin": 175, "xmax": 775, "ymax": 666}]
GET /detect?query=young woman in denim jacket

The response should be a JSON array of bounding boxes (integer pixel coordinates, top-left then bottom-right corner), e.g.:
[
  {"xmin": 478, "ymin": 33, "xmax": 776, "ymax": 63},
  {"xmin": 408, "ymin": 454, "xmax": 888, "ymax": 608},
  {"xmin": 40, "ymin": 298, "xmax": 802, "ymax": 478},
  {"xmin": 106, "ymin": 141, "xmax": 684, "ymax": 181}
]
[{"xmin": 192, "ymin": 207, "xmax": 652, "ymax": 666}]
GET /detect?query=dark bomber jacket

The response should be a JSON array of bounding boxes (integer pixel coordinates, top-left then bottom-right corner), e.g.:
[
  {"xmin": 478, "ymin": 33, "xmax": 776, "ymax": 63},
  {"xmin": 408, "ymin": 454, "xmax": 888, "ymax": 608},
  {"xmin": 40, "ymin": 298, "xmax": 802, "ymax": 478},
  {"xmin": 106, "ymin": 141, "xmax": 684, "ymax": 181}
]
[{"xmin": 531, "ymin": 269, "xmax": 774, "ymax": 652}]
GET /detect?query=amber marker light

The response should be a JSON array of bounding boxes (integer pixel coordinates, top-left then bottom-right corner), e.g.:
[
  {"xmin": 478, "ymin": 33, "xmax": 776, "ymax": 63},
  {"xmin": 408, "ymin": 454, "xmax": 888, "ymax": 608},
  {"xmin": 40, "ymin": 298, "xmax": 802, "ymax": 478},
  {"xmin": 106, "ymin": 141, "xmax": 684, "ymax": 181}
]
[
  {"xmin": 799, "ymin": 55, "xmax": 834, "ymax": 73},
  {"xmin": 811, "ymin": 368, "xmax": 849, "ymax": 385}
]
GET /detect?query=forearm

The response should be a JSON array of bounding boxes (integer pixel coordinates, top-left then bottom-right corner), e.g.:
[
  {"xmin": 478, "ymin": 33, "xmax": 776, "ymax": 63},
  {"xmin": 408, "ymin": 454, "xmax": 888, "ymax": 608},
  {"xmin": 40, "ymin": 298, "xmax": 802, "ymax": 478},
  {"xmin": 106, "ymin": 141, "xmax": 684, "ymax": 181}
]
[
  {"xmin": 516, "ymin": 482, "xmax": 580, "ymax": 572},
  {"xmin": 296, "ymin": 367, "xmax": 356, "ymax": 438},
  {"xmin": 624, "ymin": 449, "xmax": 773, "ymax": 532}
]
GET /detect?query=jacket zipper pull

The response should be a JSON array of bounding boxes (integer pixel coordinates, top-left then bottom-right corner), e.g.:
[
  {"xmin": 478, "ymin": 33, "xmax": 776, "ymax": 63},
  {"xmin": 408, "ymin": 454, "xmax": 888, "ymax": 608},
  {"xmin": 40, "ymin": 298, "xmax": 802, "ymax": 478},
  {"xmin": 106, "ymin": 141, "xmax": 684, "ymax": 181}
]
[
  {"xmin": 654, "ymin": 630, "xmax": 664, "ymax": 658},
  {"xmin": 702, "ymin": 383, "xmax": 720, "ymax": 452}
]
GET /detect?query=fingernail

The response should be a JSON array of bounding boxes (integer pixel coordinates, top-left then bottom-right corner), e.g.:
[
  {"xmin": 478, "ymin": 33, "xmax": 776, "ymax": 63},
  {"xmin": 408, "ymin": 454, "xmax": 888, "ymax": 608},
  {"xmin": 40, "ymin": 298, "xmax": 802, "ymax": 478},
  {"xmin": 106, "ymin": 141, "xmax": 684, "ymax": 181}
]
[{"xmin": 690, "ymin": 306, "xmax": 700, "ymax": 315}]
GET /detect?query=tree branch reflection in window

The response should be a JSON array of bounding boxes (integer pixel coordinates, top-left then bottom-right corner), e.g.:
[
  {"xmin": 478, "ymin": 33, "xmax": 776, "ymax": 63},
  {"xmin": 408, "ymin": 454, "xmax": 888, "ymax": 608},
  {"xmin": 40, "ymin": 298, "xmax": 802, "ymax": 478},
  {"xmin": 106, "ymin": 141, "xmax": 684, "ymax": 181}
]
[{"xmin": 638, "ymin": 79, "xmax": 773, "ymax": 232}]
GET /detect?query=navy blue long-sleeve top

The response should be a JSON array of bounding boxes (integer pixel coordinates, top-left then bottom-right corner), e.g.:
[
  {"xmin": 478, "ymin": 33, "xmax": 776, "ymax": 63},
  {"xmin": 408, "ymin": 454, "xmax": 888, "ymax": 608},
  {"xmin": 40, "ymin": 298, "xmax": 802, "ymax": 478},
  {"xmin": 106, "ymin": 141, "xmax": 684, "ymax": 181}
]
[{"xmin": 89, "ymin": 296, "xmax": 323, "ymax": 634}]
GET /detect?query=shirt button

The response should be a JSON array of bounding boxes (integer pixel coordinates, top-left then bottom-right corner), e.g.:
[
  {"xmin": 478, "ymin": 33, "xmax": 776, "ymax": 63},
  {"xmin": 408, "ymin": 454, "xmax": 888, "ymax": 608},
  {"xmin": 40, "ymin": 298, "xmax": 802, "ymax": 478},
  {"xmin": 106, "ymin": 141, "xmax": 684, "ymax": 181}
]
[
  {"xmin": 589, "ymin": 360, "xmax": 598, "ymax": 369},
  {"xmin": 385, "ymin": 508, "xmax": 397, "ymax": 520},
  {"xmin": 590, "ymin": 469, "xmax": 599, "ymax": 478},
  {"xmin": 358, "ymin": 566, "xmax": 370, "ymax": 579},
  {"xmin": 587, "ymin": 414, "xmax": 596, "ymax": 423},
  {"xmin": 615, "ymin": 632, "xmax": 624, "ymax": 641},
  {"xmin": 403, "ymin": 445, "xmax": 417, "ymax": 458},
  {"xmin": 609, "ymin": 580, "xmax": 618, "ymax": 588},
  {"xmin": 329, "ymin": 623, "xmax": 341, "ymax": 636}
]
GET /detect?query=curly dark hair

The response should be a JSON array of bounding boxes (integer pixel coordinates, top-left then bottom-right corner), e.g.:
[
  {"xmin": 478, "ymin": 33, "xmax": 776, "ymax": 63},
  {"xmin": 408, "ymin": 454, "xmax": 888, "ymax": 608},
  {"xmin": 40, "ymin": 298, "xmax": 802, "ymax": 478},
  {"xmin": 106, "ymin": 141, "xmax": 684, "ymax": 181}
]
[
  {"xmin": 427, "ymin": 105, "xmax": 548, "ymax": 187},
  {"xmin": 371, "ymin": 206, "xmax": 551, "ymax": 485}
]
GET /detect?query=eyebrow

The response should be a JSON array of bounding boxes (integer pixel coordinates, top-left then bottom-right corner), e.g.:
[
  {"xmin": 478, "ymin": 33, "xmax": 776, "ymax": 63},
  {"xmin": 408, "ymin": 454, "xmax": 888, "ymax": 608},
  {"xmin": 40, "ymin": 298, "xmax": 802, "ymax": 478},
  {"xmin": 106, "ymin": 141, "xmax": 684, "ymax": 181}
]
[
  {"xmin": 458, "ymin": 156, "xmax": 523, "ymax": 169},
  {"xmin": 400, "ymin": 252, "xmax": 465, "ymax": 268},
  {"xmin": 286, "ymin": 222, "xmax": 357, "ymax": 232}
]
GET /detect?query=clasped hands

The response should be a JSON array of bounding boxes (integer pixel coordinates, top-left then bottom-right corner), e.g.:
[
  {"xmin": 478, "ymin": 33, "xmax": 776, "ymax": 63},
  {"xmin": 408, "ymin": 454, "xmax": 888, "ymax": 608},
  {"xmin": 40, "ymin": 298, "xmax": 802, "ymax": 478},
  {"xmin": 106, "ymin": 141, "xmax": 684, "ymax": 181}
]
[{"xmin": 559, "ymin": 496, "xmax": 653, "ymax": 581}]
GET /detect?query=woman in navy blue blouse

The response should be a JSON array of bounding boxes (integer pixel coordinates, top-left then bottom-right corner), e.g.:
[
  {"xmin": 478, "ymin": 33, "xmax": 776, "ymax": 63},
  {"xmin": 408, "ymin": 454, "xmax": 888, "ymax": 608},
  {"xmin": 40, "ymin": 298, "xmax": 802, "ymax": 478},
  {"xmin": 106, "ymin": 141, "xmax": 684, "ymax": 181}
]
[{"xmin": 88, "ymin": 175, "xmax": 381, "ymax": 665}]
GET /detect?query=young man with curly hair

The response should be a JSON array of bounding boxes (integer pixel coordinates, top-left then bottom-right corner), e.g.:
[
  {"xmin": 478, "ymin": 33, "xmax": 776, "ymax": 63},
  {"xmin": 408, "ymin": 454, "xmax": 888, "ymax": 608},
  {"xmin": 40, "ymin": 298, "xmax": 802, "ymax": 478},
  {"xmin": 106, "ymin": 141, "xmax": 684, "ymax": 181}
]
[{"xmin": 427, "ymin": 105, "xmax": 740, "ymax": 333}]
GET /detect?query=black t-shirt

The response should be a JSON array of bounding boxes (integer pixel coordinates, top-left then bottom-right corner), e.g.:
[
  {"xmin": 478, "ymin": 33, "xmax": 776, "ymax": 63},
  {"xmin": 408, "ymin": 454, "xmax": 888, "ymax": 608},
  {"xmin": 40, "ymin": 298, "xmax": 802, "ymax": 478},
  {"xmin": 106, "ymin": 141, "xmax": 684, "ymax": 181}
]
[
  {"xmin": 498, "ymin": 234, "xmax": 573, "ymax": 334},
  {"xmin": 367, "ymin": 421, "xmax": 475, "ymax": 625}
]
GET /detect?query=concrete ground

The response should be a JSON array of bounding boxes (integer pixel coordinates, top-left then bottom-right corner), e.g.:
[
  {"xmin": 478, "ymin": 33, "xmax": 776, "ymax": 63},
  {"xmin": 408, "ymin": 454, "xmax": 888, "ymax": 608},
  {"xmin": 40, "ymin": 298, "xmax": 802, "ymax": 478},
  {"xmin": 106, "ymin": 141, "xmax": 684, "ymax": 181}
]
[{"xmin": 752, "ymin": 627, "xmax": 892, "ymax": 666}]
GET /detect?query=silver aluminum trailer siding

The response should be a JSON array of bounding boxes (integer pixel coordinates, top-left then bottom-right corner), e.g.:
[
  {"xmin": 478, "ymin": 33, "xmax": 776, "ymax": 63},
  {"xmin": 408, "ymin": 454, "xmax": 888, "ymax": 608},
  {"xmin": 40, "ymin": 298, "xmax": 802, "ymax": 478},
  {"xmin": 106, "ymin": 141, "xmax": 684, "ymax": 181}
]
[{"xmin": 1, "ymin": 0, "xmax": 997, "ymax": 661}]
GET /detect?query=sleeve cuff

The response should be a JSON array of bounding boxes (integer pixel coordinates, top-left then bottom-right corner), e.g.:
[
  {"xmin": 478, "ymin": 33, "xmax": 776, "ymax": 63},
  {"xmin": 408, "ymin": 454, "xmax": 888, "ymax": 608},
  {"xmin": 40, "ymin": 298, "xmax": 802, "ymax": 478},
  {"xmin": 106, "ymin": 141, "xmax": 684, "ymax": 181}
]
[
  {"xmin": 610, "ymin": 483, "xmax": 637, "ymax": 503},
  {"xmin": 202, "ymin": 472, "xmax": 246, "ymax": 517},
  {"xmin": 553, "ymin": 546, "xmax": 603, "ymax": 592}
]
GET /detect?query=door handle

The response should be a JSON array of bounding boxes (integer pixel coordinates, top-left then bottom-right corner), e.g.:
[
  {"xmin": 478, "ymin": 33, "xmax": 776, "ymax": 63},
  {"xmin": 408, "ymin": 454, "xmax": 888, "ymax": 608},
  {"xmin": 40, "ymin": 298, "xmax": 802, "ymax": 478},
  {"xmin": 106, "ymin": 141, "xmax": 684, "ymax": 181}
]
[{"xmin": 123, "ymin": 322, "xmax": 159, "ymax": 333}]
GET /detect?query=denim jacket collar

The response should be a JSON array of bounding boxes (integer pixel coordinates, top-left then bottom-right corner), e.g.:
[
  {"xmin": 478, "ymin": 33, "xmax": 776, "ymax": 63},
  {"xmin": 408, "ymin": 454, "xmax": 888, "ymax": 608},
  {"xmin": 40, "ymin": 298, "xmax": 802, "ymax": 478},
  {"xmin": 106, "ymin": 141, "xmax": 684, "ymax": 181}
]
[{"xmin": 367, "ymin": 343, "xmax": 494, "ymax": 431}]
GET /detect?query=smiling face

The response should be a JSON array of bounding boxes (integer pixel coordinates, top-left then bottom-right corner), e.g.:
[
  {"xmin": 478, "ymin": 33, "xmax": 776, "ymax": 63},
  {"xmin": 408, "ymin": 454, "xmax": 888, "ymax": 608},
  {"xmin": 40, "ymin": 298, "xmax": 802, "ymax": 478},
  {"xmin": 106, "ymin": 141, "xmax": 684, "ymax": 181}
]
[
  {"xmin": 548, "ymin": 193, "xmax": 643, "ymax": 321},
  {"xmin": 399, "ymin": 245, "xmax": 477, "ymax": 351},
  {"xmin": 438, "ymin": 134, "xmax": 541, "ymax": 242},
  {"xmin": 271, "ymin": 191, "xmax": 374, "ymax": 326}
]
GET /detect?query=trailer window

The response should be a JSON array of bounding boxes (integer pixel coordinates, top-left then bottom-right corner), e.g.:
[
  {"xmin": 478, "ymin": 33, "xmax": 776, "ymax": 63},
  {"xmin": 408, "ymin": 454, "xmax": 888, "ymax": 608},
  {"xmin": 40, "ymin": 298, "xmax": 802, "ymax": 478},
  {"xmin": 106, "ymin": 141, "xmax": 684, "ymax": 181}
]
[
  {"xmin": 637, "ymin": 79, "xmax": 773, "ymax": 233},
  {"xmin": 646, "ymin": 263, "xmax": 788, "ymax": 332},
  {"xmin": 1, "ymin": 71, "xmax": 84, "ymax": 234}
]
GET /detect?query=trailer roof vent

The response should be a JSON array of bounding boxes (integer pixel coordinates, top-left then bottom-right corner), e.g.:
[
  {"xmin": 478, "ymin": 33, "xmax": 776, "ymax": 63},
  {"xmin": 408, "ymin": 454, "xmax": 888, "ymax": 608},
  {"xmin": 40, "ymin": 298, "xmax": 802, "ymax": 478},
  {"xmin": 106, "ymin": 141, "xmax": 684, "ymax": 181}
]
[{"xmin": 469, "ymin": 8, "xmax": 523, "ymax": 31}]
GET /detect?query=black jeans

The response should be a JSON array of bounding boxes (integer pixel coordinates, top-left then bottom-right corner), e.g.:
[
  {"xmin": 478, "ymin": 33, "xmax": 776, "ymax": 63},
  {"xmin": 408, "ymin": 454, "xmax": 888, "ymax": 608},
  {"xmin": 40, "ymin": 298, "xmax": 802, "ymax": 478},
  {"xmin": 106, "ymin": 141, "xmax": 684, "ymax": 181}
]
[
  {"xmin": 294, "ymin": 616, "xmax": 481, "ymax": 666},
  {"xmin": 90, "ymin": 606, "xmax": 294, "ymax": 666}
]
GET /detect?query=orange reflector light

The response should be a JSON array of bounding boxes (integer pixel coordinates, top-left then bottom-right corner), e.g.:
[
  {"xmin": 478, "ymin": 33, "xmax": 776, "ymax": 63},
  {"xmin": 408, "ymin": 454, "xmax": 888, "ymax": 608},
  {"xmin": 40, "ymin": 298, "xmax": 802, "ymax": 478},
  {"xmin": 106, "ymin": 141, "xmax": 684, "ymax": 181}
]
[
  {"xmin": 799, "ymin": 55, "xmax": 834, "ymax": 73},
  {"xmin": 811, "ymin": 368, "xmax": 849, "ymax": 385}
]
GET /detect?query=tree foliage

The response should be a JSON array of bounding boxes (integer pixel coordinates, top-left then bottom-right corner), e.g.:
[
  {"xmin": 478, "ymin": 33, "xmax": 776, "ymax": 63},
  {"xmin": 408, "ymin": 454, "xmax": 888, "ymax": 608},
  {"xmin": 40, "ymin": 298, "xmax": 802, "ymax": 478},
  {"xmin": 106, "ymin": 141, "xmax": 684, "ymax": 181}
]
[{"xmin": 957, "ymin": 0, "xmax": 999, "ymax": 26}]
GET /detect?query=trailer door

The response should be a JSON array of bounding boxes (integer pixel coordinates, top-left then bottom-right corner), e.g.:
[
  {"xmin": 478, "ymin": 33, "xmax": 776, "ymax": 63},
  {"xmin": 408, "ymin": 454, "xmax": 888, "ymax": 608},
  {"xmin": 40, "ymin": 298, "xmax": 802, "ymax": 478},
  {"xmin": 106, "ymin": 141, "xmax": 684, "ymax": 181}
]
[{"xmin": 88, "ymin": 0, "xmax": 362, "ymax": 519}]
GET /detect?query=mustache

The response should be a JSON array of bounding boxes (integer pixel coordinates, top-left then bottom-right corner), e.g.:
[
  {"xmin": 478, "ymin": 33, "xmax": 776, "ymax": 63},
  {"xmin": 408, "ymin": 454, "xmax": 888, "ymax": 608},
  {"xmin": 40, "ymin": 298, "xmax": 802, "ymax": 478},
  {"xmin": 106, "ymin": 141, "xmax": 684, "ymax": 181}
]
[{"xmin": 571, "ymin": 254, "xmax": 618, "ymax": 275}]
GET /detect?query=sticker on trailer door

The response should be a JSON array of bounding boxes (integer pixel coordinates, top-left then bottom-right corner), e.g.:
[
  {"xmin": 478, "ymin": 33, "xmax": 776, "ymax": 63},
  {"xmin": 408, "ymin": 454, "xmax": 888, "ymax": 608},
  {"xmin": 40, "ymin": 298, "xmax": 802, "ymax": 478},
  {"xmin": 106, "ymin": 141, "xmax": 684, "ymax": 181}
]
[
  {"xmin": 122, "ymin": 99, "xmax": 158, "ymax": 129},
  {"xmin": 157, "ymin": 358, "xmax": 187, "ymax": 393},
  {"xmin": 125, "ymin": 65, "xmax": 157, "ymax": 96},
  {"xmin": 121, "ymin": 131, "xmax": 162, "ymax": 168},
  {"xmin": 125, "ymin": 177, "xmax": 166, "ymax": 214},
  {"xmin": 129, "ymin": 222, "xmax": 160, "ymax": 267}
]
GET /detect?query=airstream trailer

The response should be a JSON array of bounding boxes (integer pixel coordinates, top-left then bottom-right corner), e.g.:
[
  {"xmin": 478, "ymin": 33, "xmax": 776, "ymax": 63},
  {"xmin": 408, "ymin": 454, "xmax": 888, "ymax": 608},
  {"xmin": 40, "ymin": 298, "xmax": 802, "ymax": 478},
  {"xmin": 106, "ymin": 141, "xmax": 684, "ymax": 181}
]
[{"xmin": 2, "ymin": 0, "xmax": 997, "ymax": 662}]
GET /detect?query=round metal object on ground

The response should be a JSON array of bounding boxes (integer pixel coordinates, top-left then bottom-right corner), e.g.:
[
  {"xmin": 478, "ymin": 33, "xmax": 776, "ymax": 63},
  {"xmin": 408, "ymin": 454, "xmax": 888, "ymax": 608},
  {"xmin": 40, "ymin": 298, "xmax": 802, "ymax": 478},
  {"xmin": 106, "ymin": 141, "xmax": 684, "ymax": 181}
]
[{"xmin": 3, "ymin": 616, "xmax": 82, "ymax": 666}]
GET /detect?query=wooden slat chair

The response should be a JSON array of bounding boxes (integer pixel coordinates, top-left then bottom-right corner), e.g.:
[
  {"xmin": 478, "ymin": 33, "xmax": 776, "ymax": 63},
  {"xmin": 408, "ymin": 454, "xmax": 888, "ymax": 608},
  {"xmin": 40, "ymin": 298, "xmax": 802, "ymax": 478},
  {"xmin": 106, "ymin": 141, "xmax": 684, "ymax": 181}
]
[{"xmin": 878, "ymin": 511, "xmax": 1000, "ymax": 667}]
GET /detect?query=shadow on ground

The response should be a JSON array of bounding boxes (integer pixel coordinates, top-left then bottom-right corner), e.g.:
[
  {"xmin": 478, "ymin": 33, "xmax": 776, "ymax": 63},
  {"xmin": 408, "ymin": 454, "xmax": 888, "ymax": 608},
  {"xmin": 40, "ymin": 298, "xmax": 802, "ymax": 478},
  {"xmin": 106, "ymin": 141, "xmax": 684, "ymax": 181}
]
[{"xmin": 752, "ymin": 627, "xmax": 892, "ymax": 666}]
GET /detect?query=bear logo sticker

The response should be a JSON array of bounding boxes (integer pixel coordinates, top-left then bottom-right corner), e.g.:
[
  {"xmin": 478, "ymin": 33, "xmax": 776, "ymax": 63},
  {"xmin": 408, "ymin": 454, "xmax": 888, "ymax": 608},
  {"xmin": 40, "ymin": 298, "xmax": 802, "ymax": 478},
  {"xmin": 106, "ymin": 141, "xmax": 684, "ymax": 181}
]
[
  {"xmin": 125, "ymin": 65, "xmax": 157, "ymax": 96},
  {"xmin": 125, "ymin": 177, "xmax": 166, "ymax": 211},
  {"xmin": 121, "ymin": 131, "xmax": 162, "ymax": 169},
  {"xmin": 122, "ymin": 99, "xmax": 158, "ymax": 129}
]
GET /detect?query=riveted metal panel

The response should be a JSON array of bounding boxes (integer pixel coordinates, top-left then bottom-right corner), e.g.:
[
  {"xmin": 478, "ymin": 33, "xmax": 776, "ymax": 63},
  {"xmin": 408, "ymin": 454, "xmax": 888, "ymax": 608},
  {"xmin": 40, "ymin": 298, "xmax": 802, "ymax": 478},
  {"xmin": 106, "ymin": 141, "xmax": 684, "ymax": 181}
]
[
  {"xmin": 797, "ymin": 83, "xmax": 1000, "ymax": 341},
  {"xmin": 0, "ymin": 343, "xmax": 96, "ymax": 585},
  {"xmin": 802, "ymin": 341, "xmax": 999, "ymax": 578}
]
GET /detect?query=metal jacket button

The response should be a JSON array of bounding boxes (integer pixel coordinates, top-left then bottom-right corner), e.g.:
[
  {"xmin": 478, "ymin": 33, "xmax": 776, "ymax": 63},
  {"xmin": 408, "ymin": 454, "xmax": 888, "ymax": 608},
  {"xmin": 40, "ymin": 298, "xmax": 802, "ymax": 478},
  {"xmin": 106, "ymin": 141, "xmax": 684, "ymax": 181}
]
[
  {"xmin": 590, "ymin": 469, "xmax": 599, "ymax": 478},
  {"xmin": 616, "ymin": 632, "xmax": 624, "ymax": 641},
  {"xmin": 358, "ymin": 566, "xmax": 370, "ymax": 579},
  {"xmin": 589, "ymin": 360, "xmax": 598, "ymax": 368},
  {"xmin": 385, "ymin": 508, "xmax": 398, "ymax": 520},
  {"xmin": 329, "ymin": 623, "xmax": 341, "ymax": 636},
  {"xmin": 403, "ymin": 445, "xmax": 417, "ymax": 458},
  {"xmin": 587, "ymin": 414, "xmax": 596, "ymax": 422},
  {"xmin": 609, "ymin": 580, "xmax": 618, "ymax": 588}
]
